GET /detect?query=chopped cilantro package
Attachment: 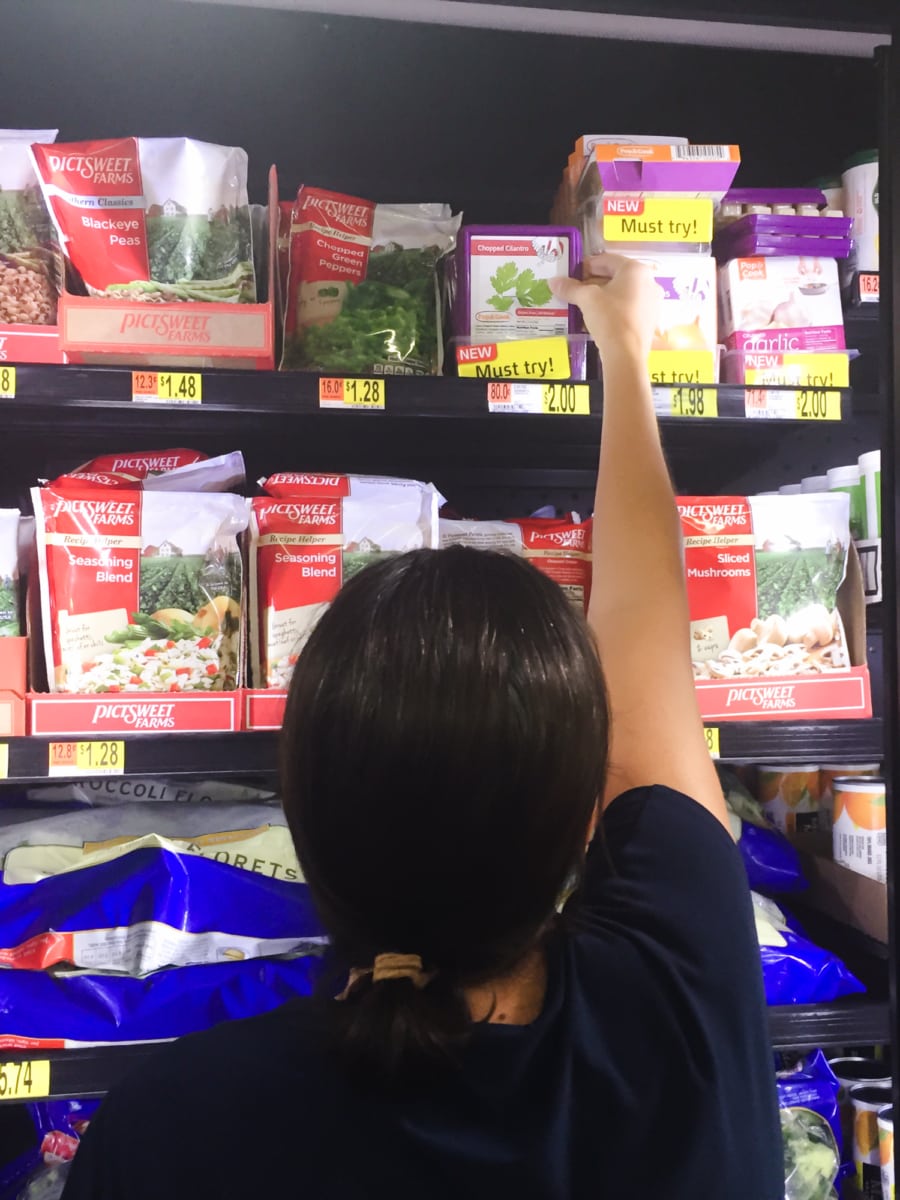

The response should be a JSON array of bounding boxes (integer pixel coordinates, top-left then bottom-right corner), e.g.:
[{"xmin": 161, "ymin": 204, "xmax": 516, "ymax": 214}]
[{"xmin": 281, "ymin": 189, "xmax": 460, "ymax": 375}]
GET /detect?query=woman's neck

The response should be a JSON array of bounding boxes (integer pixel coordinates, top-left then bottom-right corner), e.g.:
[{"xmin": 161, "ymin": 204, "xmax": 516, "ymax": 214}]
[{"xmin": 464, "ymin": 944, "xmax": 547, "ymax": 1026}]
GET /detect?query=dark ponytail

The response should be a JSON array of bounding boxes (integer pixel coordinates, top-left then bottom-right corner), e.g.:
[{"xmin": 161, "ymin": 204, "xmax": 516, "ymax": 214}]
[
  {"xmin": 280, "ymin": 546, "xmax": 609, "ymax": 1083},
  {"xmin": 332, "ymin": 970, "xmax": 471, "ymax": 1082}
]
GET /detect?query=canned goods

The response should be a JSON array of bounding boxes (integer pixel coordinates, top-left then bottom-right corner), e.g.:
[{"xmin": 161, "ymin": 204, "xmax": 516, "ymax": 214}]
[
  {"xmin": 819, "ymin": 765, "xmax": 880, "ymax": 831},
  {"xmin": 880, "ymin": 1105, "xmax": 895, "ymax": 1200},
  {"xmin": 833, "ymin": 776, "xmax": 887, "ymax": 883},
  {"xmin": 842, "ymin": 149, "xmax": 879, "ymax": 274},
  {"xmin": 829, "ymin": 1059, "xmax": 892, "ymax": 1169},
  {"xmin": 851, "ymin": 1084, "xmax": 894, "ymax": 1198},
  {"xmin": 758, "ymin": 765, "xmax": 821, "ymax": 835}
]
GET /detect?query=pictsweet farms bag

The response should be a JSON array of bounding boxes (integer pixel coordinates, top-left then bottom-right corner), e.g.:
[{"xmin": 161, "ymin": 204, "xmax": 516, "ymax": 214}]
[
  {"xmin": 50, "ymin": 449, "xmax": 244, "ymax": 494},
  {"xmin": 33, "ymin": 486, "xmax": 249, "ymax": 693},
  {"xmin": 0, "ymin": 129, "xmax": 62, "ymax": 326},
  {"xmin": 438, "ymin": 515, "xmax": 593, "ymax": 611},
  {"xmin": 280, "ymin": 189, "xmax": 460, "ymax": 374},
  {"xmin": 30, "ymin": 137, "xmax": 256, "ymax": 302},
  {"xmin": 250, "ymin": 473, "xmax": 441, "ymax": 688},
  {"xmin": 679, "ymin": 493, "xmax": 852, "ymax": 680}
]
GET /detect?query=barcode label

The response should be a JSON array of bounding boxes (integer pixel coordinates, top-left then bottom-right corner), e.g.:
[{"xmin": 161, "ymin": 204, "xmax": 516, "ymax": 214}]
[{"xmin": 672, "ymin": 145, "xmax": 732, "ymax": 160}]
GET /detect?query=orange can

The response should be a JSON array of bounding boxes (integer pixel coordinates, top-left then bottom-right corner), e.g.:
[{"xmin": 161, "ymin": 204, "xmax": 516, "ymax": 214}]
[
  {"xmin": 820, "ymin": 764, "xmax": 880, "ymax": 830},
  {"xmin": 833, "ymin": 776, "xmax": 887, "ymax": 882},
  {"xmin": 757, "ymin": 765, "xmax": 821, "ymax": 835}
]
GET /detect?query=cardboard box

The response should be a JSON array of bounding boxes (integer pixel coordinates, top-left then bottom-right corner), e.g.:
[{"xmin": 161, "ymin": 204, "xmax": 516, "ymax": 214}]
[
  {"xmin": 28, "ymin": 690, "xmax": 241, "ymax": 736},
  {"xmin": 57, "ymin": 167, "xmax": 278, "ymax": 370},
  {"xmin": 0, "ymin": 323, "xmax": 66, "ymax": 364},
  {"xmin": 0, "ymin": 638, "xmax": 27, "ymax": 735},
  {"xmin": 243, "ymin": 688, "xmax": 287, "ymax": 731},
  {"xmin": 792, "ymin": 833, "xmax": 887, "ymax": 944}
]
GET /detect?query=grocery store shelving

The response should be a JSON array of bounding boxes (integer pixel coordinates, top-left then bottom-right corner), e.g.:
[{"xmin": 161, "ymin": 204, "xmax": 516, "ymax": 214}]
[
  {"xmin": 0, "ymin": 997, "xmax": 886, "ymax": 1104},
  {"xmin": 0, "ymin": 721, "xmax": 886, "ymax": 784}
]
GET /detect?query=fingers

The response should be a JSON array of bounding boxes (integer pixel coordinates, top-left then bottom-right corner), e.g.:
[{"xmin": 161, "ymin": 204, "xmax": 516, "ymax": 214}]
[
  {"xmin": 548, "ymin": 275, "xmax": 598, "ymax": 306},
  {"xmin": 582, "ymin": 252, "xmax": 635, "ymax": 280}
]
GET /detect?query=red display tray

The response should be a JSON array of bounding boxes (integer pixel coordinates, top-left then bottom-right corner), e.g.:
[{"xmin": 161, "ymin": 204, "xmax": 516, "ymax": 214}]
[
  {"xmin": 694, "ymin": 666, "xmax": 872, "ymax": 722},
  {"xmin": 27, "ymin": 691, "xmax": 241, "ymax": 736},
  {"xmin": 0, "ymin": 323, "xmax": 66, "ymax": 364},
  {"xmin": 243, "ymin": 689, "xmax": 287, "ymax": 731}
]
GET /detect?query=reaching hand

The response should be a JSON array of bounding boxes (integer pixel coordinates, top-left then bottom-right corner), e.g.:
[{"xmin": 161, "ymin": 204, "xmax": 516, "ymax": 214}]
[{"xmin": 550, "ymin": 253, "xmax": 661, "ymax": 366}]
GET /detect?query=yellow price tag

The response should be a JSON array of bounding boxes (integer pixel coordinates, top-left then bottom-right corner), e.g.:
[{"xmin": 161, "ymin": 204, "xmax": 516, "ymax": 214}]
[
  {"xmin": 0, "ymin": 1059, "xmax": 50, "ymax": 1101},
  {"xmin": 319, "ymin": 378, "xmax": 385, "ymax": 409},
  {"xmin": 602, "ymin": 197, "xmax": 712, "ymax": 244},
  {"xmin": 457, "ymin": 336, "xmax": 571, "ymax": 381},
  {"xmin": 541, "ymin": 384, "xmax": 590, "ymax": 415},
  {"xmin": 669, "ymin": 386, "xmax": 718, "ymax": 418},
  {"xmin": 704, "ymin": 727, "xmax": 720, "ymax": 759},
  {"xmin": 794, "ymin": 390, "xmax": 841, "ymax": 421},
  {"xmin": 0, "ymin": 366, "xmax": 15, "ymax": 399},
  {"xmin": 0, "ymin": 745, "xmax": 8, "ymax": 780},
  {"xmin": 49, "ymin": 740, "xmax": 125, "ymax": 776},
  {"xmin": 132, "ymin": 371, "xmax": 201, "ymax": 404}
]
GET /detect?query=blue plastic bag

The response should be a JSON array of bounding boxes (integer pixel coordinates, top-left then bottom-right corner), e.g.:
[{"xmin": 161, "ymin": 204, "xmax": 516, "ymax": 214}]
[{"xmin": 754, "ymin": 894, "xmax": 864, "ymax": 1006}]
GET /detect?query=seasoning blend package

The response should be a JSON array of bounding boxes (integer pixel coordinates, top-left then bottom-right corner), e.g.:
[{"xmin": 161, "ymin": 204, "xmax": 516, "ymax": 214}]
[
  {"xmin": 30, "ymin": 137, "xmax": 256, "ymax": 302},
  {"xmin": 281, "ymin": 189, "xmax": 460, "ymax": 374},
  {"xmin": 250, "ymin": 473, "xmax": 441, "ymax": 688},
  {"xmin": 33, "ymin": 486, "xmax": 249, "ymax": 693}
]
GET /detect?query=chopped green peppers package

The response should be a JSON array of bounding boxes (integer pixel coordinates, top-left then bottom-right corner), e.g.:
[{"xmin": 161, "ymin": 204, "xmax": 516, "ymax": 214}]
[
  {"xmin": 281, "ymin": 189, "xmax": 460, "ymax": 374},
  {"xmin": 33, "ymin": 486, "xmax": 248, "ymax": 693},
  {"xmin": 30, "ymin": 137, "xmax": 256, "ymax": 303}
]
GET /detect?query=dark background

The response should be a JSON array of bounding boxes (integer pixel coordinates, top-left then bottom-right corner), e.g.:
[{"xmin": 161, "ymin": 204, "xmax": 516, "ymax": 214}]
[{"xmin": 0, "ymin": 0, "xmax": 884, "ymax": 219}]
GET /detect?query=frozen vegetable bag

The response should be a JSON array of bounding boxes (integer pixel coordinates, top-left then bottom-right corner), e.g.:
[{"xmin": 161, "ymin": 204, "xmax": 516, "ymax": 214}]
[
  {"xmin": 0, "ymin": 129, "xmax": 61, "ymax": 326},
  {"xmin": 679, "ymin": 493, "xmax": 852, "ymax": 680},
  {"xmin": 281, "ymin": 190, "xmax": 460, "ymax": 373},
  {"xmin": 33, "ymin": 487, "xmax": 248, "ymax": 693},
  {"xmin": 438, "ymin": 516, "xmax": 593, "ymax": 611},
  {"xmin": 251, "ymin": 473, "xmax": 441, "ymax": 688},
  {"xmin": 30, "ymin": 137, "xmax": 256, "ymax": 302}
]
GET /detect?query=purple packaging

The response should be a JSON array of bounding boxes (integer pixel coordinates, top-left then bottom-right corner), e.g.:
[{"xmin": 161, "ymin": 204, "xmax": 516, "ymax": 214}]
[
  {"xmin": 591, "ymin": 153, "xmax": 740, "ymax": 198},
  {"xmin": 715, "ymin": 234, "xmax": 853, "ymax": 263},
  {"xmin": 718, "ymin": 213, "xmax": 853, "ymax": 240},
  {"xmin": 449, "ymin": 226, "xmax": 582, "ymax": 341},
  {"xmin": 723, "ymin": 187, "xmax": 827, "ymax": 207}
]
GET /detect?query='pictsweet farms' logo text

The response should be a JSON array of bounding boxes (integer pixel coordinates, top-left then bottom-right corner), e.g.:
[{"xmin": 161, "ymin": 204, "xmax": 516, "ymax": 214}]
[
  {"xmin": 266, "ymin": 502, "xmax": 340, "ymax": 524},
  {"xmin": 48, "ymin": 155, "xmax": 135, "ymax": 185},
  {"xmin": 49, "ymin": 498, "xmax": 137, "ymax": 523},
  {"xmin": 725, "ymin": 685, "xmax": 797, "ymax": 711},
  {"xmin": 678, "ymin": 503, "xmax": 747, "ymax": 535},
  {"xmin": 92, "ymin": 703, "xmax": 176, "ymax": 729},
  {"xmin": 119, "ymin": 313, "xmax": 211, "ymax": 343}
]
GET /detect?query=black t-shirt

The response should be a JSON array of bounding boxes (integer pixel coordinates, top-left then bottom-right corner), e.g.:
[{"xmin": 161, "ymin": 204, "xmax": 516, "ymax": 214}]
[{"xmin": 62, "ymin": 787, "xmax": 783, "ymax": 1199}]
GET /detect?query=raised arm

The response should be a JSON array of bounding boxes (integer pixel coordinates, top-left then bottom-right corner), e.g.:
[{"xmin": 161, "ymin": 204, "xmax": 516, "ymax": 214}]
[{"xmin": 551, "ymin": 255, "xmax": 727, "ymax": 829}]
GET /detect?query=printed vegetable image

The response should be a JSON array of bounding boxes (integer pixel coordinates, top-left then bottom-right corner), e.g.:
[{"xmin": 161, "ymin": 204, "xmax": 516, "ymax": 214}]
[
  {"xmin": 0, "ymin": 510, "xmax": 21, "ymax": 638},
  {"xmin": 486, "ymin": 261, "xmax": 554, "ymax": 312}
]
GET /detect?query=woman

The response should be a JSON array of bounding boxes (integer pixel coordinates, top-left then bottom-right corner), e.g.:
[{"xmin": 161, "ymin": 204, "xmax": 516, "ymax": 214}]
[{"xmin": 64, "ymin": 255, "xmax": 783, "ymax": 1198}]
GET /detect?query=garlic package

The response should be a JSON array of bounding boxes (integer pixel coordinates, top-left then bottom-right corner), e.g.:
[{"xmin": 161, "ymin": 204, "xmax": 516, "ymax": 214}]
[{"xmin": 718, "ymin": 255, "xmax": 845, "ymax": 353}]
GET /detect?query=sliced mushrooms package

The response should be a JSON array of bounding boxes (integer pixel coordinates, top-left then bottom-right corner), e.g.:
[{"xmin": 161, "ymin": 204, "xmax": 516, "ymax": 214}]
[{"xmin": 678, "ymin": 493, "xmax": 852, "ymax": 680}]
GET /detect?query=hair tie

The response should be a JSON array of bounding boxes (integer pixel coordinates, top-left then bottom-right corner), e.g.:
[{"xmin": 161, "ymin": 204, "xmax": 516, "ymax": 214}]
[{"xmin": 373, "ymin": 953, "xmax": 434, "ymax": 989}]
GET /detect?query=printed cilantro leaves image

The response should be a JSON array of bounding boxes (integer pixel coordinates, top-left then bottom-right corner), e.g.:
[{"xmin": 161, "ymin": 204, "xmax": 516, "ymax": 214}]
[
  {"xmin": 487, "ymin": 295, "xmax": 515, "ymax": 311},
  {"xmin": 514, "ymin": 268, "xmax": 553, "ymax": 308},
  {"xmin": 489, "ymin": 262, "xmax": 519, "ymax": 294}
]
